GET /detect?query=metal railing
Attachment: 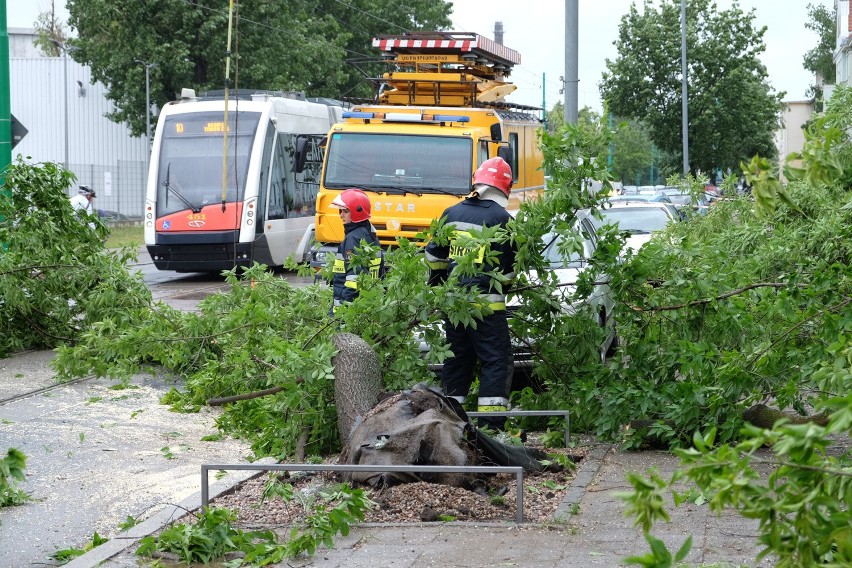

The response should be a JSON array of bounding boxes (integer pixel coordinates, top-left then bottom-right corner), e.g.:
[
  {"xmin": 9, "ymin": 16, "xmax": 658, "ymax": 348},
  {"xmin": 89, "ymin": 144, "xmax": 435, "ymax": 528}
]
[{"xmin": 201, "ymin": 463, "xmax": 526, "ymax": 523}]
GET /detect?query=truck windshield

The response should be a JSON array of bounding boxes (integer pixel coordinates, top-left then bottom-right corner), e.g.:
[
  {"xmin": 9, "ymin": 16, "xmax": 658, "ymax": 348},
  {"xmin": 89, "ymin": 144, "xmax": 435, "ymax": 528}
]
[
  {"xmin": 156, "ymin": 111, "xmax": 259, "ymax": 216},
  {"xmin": 324, "ymin": 133, "xmax": 473, "ymax": 195}
]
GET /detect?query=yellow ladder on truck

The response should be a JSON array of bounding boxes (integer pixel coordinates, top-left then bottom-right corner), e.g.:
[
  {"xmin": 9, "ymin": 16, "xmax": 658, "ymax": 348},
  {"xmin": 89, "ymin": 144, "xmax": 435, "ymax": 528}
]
[{"xmin": 371, "ymin": 32, "xmax": 522, "ymax": 107}]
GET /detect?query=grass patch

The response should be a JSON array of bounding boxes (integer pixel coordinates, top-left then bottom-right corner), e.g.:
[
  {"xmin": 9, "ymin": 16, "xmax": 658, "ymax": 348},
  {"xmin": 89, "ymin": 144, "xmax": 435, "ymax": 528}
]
[{"xmin": 105, "ymin": 225, "xmax": 143, "ymax": 249}]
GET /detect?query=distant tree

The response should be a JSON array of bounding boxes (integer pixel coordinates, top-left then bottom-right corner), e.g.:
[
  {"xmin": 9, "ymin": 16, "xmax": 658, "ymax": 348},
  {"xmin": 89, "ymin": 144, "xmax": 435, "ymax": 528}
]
[
  {"xmin": 611, "ymin": 119, "xmax": 667, "ymax": 186},
  {"xmin": 545, "ymin": 104, "xmax": 610, "ymax": 159},
  {"xmin": 65, "ymin": 0, "xmax": 451, "ymax": 137},
  {"xmin": 803, "ymin": 2, "xmax": 836, "ymax": 110},
  {"xmin": 33, "ymin": 9, "xmax": 69, "ymax": 57},
  {"xmin": 600, "ymin": 0, "xmax": 782, "ymax": 176},
  {"xmin": 546, "ymin": 101, "xmax": 564, "ymax": 132}
]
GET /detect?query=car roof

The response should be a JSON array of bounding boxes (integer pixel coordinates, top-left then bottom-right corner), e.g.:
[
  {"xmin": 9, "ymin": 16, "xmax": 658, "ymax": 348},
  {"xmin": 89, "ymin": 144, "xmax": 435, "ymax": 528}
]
[
  {"xmin": 600, "ymin": 200, "xmax": 680, "ymax": 219},
  {"xmin": 610, "ymin": 194, "xmax": 672, "ymax": 204}
]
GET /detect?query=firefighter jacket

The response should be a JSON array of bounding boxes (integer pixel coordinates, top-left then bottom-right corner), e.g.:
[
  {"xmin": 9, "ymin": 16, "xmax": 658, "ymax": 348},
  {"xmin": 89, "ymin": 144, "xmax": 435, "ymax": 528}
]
[
  {"xmin": 332, "ymin": 220, "xmax": 383, "ymax": 313},
  {"xmin": 424, "ymin": 197, "xmax": 516, "ymax": 310}
]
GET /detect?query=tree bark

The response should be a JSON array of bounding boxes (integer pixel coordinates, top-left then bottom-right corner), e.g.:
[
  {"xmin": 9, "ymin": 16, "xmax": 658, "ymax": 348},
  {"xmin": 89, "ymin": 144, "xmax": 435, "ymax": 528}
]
[
  {"xmin": 332, "ymin": 332, "xmax": 383, "ymax": 446},
  {"xmin": 743, "ymin": 403, "xmax": 829, "ymax": 428}
]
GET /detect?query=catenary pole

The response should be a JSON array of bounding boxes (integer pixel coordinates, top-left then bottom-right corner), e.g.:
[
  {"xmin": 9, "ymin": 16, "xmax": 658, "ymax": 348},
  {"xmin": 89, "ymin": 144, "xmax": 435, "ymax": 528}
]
[
  {"xmin": 564, "ymin": 0, "xmax": 578, "ymax": 124},
  {"xmin": 680, "ymin": 0, "xmax": 690, "ymax": 175}
]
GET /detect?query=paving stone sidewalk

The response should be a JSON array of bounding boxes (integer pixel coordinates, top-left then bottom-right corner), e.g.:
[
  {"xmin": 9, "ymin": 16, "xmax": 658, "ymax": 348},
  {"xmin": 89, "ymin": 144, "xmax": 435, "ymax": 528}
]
[{"xmin": 80, "ymin": 444, "xmax": 772, "ymax": 568}]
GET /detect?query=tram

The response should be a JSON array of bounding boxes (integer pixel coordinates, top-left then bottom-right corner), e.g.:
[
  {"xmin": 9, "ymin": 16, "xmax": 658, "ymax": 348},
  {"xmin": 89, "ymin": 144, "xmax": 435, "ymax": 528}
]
[{"xmin": 144, "ymin": 89, "xmax": 343, "ymax": 272}]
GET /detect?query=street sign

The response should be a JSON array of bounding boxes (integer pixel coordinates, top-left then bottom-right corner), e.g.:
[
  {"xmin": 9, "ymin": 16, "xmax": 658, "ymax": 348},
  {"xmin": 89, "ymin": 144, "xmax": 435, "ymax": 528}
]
[{"xmin": 10, "ymin": 114, "xmax": 28, "ymax": 149}]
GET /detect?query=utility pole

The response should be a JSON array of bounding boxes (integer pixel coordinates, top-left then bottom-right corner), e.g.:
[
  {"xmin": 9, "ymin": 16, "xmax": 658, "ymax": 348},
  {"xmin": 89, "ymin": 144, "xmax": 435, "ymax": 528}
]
[
  {"xmin": 680, "ymin": 0, "xmax": 690, "ymax": 175},
  {"xmin": 51, "ymin": 39, "xmax": 78, "ymax": 171},
  {"xmin": 135, "ymin": 60, "xmax": 157, "ymax": 157},
  {"xmin": 564, "ymin": 0, "xmax": 578, "ymax": 124}
]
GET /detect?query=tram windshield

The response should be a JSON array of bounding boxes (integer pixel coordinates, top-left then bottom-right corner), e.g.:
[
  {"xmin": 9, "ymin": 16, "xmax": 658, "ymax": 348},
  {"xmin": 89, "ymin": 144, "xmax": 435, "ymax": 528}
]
[
  {"xmin": 323, "ymin": 133, "xmax": 473, "ymax": 195},
  {"xmin": 156, "ymin": 111, "xmax": 260, "ymax": 216}
]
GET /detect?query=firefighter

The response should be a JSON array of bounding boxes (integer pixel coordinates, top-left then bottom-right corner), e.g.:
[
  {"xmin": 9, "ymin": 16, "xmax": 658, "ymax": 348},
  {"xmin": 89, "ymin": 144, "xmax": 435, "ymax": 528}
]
[
  {"xmin": 425, "ymin": 157, "xmax": 517, "ymax": 431},
  {"xmin": 328, "ymin": 188, "xmax": 383, "ymax": 314}
]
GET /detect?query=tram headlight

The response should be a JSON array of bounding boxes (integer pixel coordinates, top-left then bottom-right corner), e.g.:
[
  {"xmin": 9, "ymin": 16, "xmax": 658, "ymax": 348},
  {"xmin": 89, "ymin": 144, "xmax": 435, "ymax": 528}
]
[
  {"xmin": 146, "ymin": 212, "xmax": 152, "ymax": 219},
  {"xmin": 246, "ymin": 210, "xmax": 253, "ymax": 218},
  {"xmin": 246, "ymin": 219, "xmax": 253, "ymax": 226}
]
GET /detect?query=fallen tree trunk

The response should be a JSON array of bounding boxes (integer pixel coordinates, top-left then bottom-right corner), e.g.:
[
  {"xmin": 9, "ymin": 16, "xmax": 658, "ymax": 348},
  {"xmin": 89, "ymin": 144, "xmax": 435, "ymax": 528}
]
[
  {"xmin": 743, "ymin": 403, "xmax": 829, "ymax": 428},
  {"xmin": 626, "ymin": 403, "xmax": 830, "ymax": 449}
]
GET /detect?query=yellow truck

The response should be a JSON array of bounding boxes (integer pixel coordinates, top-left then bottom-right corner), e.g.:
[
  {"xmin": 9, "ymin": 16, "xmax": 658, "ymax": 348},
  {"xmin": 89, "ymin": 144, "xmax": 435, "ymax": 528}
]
[{"xmin": 303, "ymin": 32, "xmax": 544, "ymax": 268}]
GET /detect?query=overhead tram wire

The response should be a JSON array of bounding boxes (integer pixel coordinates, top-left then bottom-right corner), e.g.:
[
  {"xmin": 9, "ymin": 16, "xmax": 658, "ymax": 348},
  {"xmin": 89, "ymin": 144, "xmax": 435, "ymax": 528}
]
[
  {"xmin": 229, "ymin": 5, "xmax": 242, "ymax": 264},
  {"xmin": 221, "ymin": 0, "xmax": 236, "ymax": 215},
  {"xmin": 329, "ymin": 0, "xmax": 411, "ymax": 33},
  {"xmin": 177, "ymin": 0, "xmax": 374, "ymax": 59}
]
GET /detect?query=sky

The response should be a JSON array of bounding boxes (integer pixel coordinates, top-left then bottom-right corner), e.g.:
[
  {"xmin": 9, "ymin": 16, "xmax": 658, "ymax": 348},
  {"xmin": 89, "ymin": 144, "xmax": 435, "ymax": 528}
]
[
  {"xmin": 450, "ymin": 0, "xmax": 834, "ymax": 111},
  {"xmin": 7, "ymin": 0, "xmax": 835, "ymax": 111}
]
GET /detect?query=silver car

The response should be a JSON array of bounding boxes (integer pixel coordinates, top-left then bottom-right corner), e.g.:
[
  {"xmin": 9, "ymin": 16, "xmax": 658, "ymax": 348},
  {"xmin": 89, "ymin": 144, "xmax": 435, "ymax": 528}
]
[
  {"xmin": 582, "ymin": 201, "xmax": 680, "ymax": 257},
  {"xmin": 509, "ymin": 213, "xmax": 617, "ymax": 370}
]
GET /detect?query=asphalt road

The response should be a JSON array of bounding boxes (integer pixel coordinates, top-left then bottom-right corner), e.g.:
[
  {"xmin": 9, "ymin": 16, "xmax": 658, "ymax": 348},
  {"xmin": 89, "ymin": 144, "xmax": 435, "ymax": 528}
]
[
  {"xmin": 0, "ymin": 351, "xmax": 257, "ymax": 568},
  {"xmin": 133, "ymin": 245, "xmax": 316, "ymax": 309},
  {"xmin": 0, "ymin": 249, "xmax": 314, "ymax": 567}
]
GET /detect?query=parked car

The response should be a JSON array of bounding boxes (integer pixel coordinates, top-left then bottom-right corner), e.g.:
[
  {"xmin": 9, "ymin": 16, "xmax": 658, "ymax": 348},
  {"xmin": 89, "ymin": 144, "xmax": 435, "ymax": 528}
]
[
  {"xmin": 583, "ymin": 201, "xmax": 680, "ymax": 256},
  {"xmin": 609, "ymin": 194, "xmax": 673, "ymax": 204},
  {"xmin": 653, "ymin": 188, "xmax": 709, "ymax": 215},
  {"xmin": 509, "ymin": 214, "xmax": 617, "ymax": 371}
]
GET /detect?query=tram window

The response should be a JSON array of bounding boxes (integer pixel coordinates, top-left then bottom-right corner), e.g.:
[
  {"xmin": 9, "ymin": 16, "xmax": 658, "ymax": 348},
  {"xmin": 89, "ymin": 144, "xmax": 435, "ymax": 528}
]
[
  {"xmin": 155, "ymin": 112, "xmax": 258, "ymax": 217},
  {"xmin": 267, "ymin": 133, "xmax": 289, "ymax": 220},
  {"xmin": 291, "ymin": 135, "xmax": 320, "ymax": 217}
]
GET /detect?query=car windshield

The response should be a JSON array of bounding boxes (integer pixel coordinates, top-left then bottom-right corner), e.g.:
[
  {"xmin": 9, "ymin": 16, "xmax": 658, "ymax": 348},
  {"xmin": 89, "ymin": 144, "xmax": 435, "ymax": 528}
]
[
  {"xmin": 663, "ymin": 193, "xmax": 694, "ymax": 206},
  {"xmin": 595, "ymin": 207, "xmax": 672, "ymax": 233},
  {"xmin": 542, "ymin": 233, "xmax": 584, "ymax": 268},
  {"xmin": 323, "ymin": 133, "xmax": 472, "ymax": 195}
]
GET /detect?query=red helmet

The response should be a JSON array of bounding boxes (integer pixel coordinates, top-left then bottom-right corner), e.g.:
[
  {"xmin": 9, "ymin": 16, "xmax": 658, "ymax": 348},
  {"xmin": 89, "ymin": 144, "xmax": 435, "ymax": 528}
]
[
  {"xmin": 473, "ymin": 157, "xmax": 513, "ymax": 197},
  {"xmin": 330, "ymin": 188, "xmax": 371, "ymax": 222}
]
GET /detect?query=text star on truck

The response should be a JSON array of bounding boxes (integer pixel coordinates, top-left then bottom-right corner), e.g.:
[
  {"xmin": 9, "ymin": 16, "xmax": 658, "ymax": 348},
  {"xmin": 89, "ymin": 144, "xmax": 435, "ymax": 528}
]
[{"xmin": 305, "ymin": 31, "xmax": 544, "ymax": 269}]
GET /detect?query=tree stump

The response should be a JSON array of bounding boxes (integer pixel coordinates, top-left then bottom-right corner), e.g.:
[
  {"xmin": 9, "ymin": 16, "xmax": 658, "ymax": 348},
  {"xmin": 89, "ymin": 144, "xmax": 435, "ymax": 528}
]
[{"xmin": 332, "ymin": 333, "xmax": 383, "ymax": 446}]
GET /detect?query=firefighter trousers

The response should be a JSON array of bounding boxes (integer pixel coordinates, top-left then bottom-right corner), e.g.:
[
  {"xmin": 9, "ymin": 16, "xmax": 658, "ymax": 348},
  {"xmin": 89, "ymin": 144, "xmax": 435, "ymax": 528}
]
[{"xmin": 441, "ymin": 310, "xmax": 513, "ymax": 430}]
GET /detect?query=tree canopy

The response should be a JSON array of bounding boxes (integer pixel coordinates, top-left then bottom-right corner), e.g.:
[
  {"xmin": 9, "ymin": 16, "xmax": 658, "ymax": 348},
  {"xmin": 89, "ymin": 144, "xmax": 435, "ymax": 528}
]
[
  {"xmin": 599, "ymin": 0, "xmax": 781, "ymax": 177},
  {"xmin": 62, "ymin": 0, "xmax": 451, "ymax": 137}
]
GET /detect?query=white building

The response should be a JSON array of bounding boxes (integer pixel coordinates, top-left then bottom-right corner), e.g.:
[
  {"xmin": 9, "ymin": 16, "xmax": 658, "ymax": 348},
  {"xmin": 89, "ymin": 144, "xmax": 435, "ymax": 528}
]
[
  {"xmin": 9, "ymin": 28, "xmax": 148, "ymax": 217},
  {"xmin": 834, "ymin": 0, "xmax": 852, "ymax": 87}
]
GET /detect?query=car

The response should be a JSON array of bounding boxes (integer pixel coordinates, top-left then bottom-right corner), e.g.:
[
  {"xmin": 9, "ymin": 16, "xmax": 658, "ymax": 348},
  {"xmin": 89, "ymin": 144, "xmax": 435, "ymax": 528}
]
[
  {"xmin": 418, "ymin": 212, "xmax": 617, "ymax": 382},
  {"xmin": 582, "ymin": 201, "xmax": 680, "ymax": 256},
  {"xmin": 509, "ymin": 214, "xmax": 617, "ymax": 371},
  {"xmin": 653, "ymin": 187, "xmax": 710, "ymax": 215},
  {"xmin": 609, "ymin": 194, "xmax": 673, "ymax": 204}
]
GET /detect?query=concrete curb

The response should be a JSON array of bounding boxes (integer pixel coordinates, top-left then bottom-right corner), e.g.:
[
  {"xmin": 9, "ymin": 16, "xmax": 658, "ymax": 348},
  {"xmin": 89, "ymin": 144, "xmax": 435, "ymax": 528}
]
[
  {"xmin": 63, "ymin": 458, "xmax": 276, "ymax": 568},
  {"xmin": 552, "ymin": 442, "xmax": 613, "ymax": 522}
]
